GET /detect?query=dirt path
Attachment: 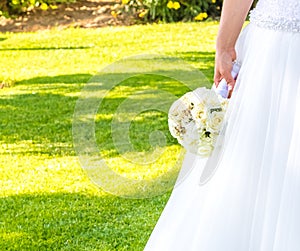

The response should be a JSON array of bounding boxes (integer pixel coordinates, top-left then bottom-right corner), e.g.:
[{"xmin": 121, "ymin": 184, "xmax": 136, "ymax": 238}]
[{"xmin": 0, "ymin": 0, "xmax": 133, "ymax": 32}]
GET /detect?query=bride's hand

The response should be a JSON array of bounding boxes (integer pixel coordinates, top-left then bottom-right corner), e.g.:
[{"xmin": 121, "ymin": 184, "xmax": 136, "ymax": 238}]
[{"xmin": 214, "ymin": 48, "xmax": 236, "ymax": 98}]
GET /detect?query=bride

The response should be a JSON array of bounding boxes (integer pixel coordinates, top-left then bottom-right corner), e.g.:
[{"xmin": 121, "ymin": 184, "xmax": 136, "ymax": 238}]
[{"xmin": 144, "ymin": 0, "xmax": 300, "ymax": 250}]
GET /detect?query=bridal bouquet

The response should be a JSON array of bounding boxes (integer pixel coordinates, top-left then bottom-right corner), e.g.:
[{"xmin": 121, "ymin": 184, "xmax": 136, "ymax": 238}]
[
  {"xmin": 168, "ymin": 62, "xmax": 240, "ymax": 157},
  {"xmin": 168, "ymin": 87, "xmax": 228, "ymax": 157}
]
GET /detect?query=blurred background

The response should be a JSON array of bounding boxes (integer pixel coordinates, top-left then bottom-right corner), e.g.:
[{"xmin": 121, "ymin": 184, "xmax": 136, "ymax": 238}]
[{"xmin": 0, "ymin": 0, "xmax": 226, "ymax": 32}]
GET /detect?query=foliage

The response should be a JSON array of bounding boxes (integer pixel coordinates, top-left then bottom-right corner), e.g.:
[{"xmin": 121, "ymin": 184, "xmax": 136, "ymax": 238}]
[
  {"xmin": 119, "ymin": 0, "xmax": 223, "ymax": 23},
  {"xmin": 0, "ymin": 0, "xmax": 72, "ymax": 16},
  {"xmin": 0, "ymin": 22, "xmax": 217, "ymax": 250}
]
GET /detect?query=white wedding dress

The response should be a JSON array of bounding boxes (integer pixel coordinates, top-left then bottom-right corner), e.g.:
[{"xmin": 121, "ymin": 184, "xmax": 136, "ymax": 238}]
[{"xmin": 144, "ymin": 0, "xmax": 300, "ymax": 250}]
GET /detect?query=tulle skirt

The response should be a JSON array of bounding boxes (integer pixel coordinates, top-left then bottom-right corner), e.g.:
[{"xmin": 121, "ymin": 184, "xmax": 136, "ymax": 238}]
[{"xmin": 144, "ymin": 23, "xmax": 300, "ymax": 251}]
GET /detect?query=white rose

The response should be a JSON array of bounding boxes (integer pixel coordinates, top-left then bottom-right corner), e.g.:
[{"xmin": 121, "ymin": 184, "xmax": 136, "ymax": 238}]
[
  {"xmin": 197, "ymin": 141, "xmax": 214, "ymax": 157},
  {"xmin": 181, "ymin": 92, "xmax": 201, "ymax": 110},
  {"xmin": 207, "ymin": 111, "xmax": 225, "ymax": 133}
]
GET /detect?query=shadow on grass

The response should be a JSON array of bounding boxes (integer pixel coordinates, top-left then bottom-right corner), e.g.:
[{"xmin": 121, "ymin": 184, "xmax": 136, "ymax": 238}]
[
  {"xmin": 0, "ymin": 46, "xmax": 92, "ymax": 51},
  {"xmin": 0, "ymin": 92, "xmax": 78, "ymax": 155},
  {"xmin": 0, "ymin": 76, "xmax": 184, "ymax": 157},
  {"xmin": 0, "ymin": 37, "xmax": 7, "ymax": 42},
  {"xmin": 0, "ymin": 192, "xmax": 170, "ymax": 250},
  {"xmin": 0, "ymin": 53, "xmax": 215, "ymax": 157},
  {"xmin": 176, "ymin": 51, "xmax": 215, "ymax": 81},
  {"xmin": 17, "ymin": 73, "xmax": 92, "ymax": 85},
  {"xmin": 0, "ymin": 73, "xmax": 93, "ymax": 156}
]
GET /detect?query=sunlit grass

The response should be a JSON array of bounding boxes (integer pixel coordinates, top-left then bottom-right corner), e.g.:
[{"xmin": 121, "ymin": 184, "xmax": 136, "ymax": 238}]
[{"xmin": 0, "ymin": 22, "xmax": 217, "ymax": 250}]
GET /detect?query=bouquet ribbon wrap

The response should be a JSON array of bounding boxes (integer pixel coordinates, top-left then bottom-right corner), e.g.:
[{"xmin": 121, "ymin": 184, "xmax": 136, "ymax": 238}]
[{"xmin": 213, "ymin": 62, "xmax": 240, "ymax": 98}]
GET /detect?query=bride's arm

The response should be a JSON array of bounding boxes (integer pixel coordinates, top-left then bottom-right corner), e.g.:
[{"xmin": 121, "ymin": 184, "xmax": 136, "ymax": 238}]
[{"xmin": 214, "ymin": 0, "xmax": 253, "ymax": 95}]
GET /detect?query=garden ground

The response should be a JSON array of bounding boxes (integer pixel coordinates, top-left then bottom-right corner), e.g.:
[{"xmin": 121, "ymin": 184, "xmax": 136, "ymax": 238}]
[{"xmin": 0, "ymin": 0, "xmax": 133, "ymax": 32}]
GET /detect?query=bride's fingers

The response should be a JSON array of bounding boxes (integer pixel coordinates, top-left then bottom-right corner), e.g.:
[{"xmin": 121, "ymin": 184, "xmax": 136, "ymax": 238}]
[
  {"xmin": 227, "ymin": 80, "xmax": 236, "ymax": 98},
  {"xmin": 214, "ymin": 72, "xmax": 222, "ymax": 87}
]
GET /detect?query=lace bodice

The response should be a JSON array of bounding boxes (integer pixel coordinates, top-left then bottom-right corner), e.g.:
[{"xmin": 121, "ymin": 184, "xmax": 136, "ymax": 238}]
[{"xmin": 250, "ymin": 0, "xmax": 300, "ymax": 33}]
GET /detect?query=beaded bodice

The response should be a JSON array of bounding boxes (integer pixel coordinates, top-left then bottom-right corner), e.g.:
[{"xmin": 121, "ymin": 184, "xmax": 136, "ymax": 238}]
[{"xmin": 250, "ymin": 0, "xmax": 300, "ymax": 33}]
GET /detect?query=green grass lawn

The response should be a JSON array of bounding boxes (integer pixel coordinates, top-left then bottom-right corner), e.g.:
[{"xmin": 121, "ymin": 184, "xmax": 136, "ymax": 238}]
[{"xmin": 0, "ymin": 22, "xmax": 218, "ymax": 250}]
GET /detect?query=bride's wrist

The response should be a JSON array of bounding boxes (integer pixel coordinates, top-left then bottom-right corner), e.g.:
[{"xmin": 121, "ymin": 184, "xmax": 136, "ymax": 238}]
[
  {"xmin": 216, "ymin": 46, "xmax": 235, "ymax": 55},
  {"xmin": 215, "ymin": 47, "xmax": 236, "ymax": 63}
]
